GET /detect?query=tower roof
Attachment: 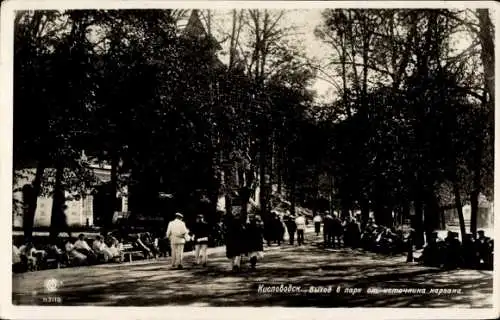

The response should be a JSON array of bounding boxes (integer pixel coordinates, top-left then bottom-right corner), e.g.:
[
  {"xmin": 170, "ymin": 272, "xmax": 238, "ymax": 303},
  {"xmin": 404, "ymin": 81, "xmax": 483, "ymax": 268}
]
[{"xmin": 178, "ymin": 9, "xmax": 222, "ymax": 51}]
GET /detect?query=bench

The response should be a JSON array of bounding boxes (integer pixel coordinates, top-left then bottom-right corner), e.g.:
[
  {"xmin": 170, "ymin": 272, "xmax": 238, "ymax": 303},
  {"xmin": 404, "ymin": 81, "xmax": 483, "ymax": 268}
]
[
  {"xmin": 44, "ymin": 258, "xmax": 61, "ymax": 269},
  {"xmin": 121, "ymin": 244, "xmax": 147, "ymax": 263}
]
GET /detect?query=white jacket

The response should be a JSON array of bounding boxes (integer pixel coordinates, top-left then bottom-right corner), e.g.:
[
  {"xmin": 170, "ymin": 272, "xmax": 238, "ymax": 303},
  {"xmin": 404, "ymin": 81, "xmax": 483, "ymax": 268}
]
[
  {"xmin": 166, "ymin": 218, "xmax": 188, "ymax": 244},
  {"xmin": 295, "ymin": 216, "xmax": 306, "ymax": 230},
  {"xmin": 75, "ymin": 239, "xmax": 92, "ymax": 252}
]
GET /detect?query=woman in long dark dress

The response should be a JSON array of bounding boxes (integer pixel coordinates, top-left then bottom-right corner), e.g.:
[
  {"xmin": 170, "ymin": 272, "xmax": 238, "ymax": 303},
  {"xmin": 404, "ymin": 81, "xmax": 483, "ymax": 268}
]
[
  {"xmin": 246, "ymin": 214, "xmax": 264, "ymax": 270},
  {"xmin": 225, "ymin": 213, "xmax": 245, "ymax": 271}
]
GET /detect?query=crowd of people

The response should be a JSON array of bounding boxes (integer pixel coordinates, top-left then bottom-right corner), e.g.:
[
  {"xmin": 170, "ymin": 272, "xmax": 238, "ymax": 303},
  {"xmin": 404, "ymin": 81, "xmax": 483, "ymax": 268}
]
[
  {"xmin": 162, "ymin": 211, "xmax": 267, "ymax": 272},
  {"xmin": 310, "ymin": 212, "xmax": 495, "ymax": 271},
  {"xmin": 12, "ymin": 230, "xmax": 164, "ymax": 273},
  {"xmin": 418, "ymin": 230, "xmax": 494, "ymax": 270},
  {"xmin": 13, "ymin": 209, "xmax": 494, "ymax": 274}
]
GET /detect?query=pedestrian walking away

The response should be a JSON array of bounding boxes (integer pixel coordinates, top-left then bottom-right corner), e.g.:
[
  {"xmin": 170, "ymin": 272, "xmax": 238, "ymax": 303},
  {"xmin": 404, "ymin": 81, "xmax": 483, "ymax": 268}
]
[
  {"xmin": 166, "ymin": 212, "xmax": 188, "ymax": 269},
  {"xmin": 284, "ymin": 212, "xmax": 297, "ymax": 245},
  {"xmin": 246, "ymin": 214, "xmax": 265, "ymax": 270},
  {"xmin": 331, "ymin": 214, "xmax": 343, "ymax": 248},
  {"xmin": 225, "ymin": 213, "xmax": 246, "ymax": 272},
  {"xmin": 313, "ymin": 213, "xmax": 322, "ymax": 236},
  {"xmin": 295, "ymin": 214, "xmax": 306, "ymax": 246},
  {"xmin": 191, "ymin": 214, "xmax": 210, "ymax": 267},
  {"xmin": 323, "ymin": 213, "xmax": 333, "ymax": 248}
]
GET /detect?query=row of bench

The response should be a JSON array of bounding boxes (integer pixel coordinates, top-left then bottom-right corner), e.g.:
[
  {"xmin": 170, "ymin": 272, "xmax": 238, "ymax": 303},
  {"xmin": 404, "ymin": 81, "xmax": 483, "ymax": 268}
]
[{"xmin": 23, "ymin": 243, "xmax": 157, "ymax": 272}]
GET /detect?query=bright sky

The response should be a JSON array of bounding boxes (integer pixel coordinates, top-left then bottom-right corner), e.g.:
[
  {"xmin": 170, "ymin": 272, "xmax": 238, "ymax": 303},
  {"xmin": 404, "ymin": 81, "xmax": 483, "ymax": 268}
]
[
  {"xmin": 204, "ymin": 8, "xmax": 480, "ymax": 105},
  {"xmin": 205, "ymin": 9, "xmax": 334, "ymax": 102},
  {"xmin": 287, "ymin": 10, "xmax": 335, "ymax": 102}
]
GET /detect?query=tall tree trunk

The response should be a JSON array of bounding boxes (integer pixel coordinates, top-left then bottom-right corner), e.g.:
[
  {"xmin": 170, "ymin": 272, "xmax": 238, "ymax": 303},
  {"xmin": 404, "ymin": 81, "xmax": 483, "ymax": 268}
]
[
  {"xmin": 312, "ymin": 172, "xmax": 319, "ymax": 216},
  {"xmin": 50, "ymin": 161, "xmax": 67, "ymax": 239},
  {"xmin": 259, "ymin": 138, "xmax": 268, "ymax": 218},
  {"xmin": 452, "ymin": 179, "xmax": 467, "ymax": 241},
  {"xmin": 223, "ymin": 161, "xmax": 233, "ymax": 216},
  {"xmin": 277, "ymin": 158, "xmax": 282, "ymax": 195},
  {"xmin": 477, "ymin": 9, "xmax": 495, "ymax": 109},
  {"xmin": 329, "ymin": 174, "xmax": 335, "ymax": 215},
  {"xmin": 440, "ymin": 208, "xmax": 446, "ymax": 230},
  {"xmin": 470, "ymin": 9, "xmax": 494, "ymax": 237},
  {"xmin": 470, "ymin": 191, "xmax": 480, "ymax": 237},
  {"xmin": 470, "ymin": 130, "xmax": 483, "ymax": 237},
  {"xmin": 22, "ymin": 159, "xmax": 46, "ymax": 240}
]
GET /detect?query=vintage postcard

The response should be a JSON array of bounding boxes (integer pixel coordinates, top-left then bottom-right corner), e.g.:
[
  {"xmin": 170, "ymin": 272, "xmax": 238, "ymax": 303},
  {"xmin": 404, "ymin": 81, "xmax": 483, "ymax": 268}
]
[{"xmin": 1, "ymin": 1, "xmax": 498, "ymax": 319}]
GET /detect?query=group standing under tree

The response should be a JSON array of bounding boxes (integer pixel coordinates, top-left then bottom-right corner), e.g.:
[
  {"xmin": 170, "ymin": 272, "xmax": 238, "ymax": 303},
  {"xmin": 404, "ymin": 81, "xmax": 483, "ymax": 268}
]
[
  {"xmin": 160, "ymin": 206, "xmax": 493, "ymax": 273},
  {"xmin": 224, "ymin": 212, "xmax": 265, "ymax": 272}
]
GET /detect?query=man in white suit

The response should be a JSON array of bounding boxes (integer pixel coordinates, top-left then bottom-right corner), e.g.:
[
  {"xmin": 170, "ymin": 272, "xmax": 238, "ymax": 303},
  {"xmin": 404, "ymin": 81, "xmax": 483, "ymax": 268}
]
[
  {"xmin": 166, "ymin": 212, "xmax": 188, "ymax": 269},
  {"xmin": 295, "ymin": 214, "xmax": 306, "ymax": 246}
]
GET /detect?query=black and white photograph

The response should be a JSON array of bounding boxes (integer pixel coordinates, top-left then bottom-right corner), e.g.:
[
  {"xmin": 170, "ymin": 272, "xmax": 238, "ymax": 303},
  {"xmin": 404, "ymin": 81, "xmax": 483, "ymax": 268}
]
[{"xmin": 1, "ymin": 1, "xmax": 498, "ymax": 319}]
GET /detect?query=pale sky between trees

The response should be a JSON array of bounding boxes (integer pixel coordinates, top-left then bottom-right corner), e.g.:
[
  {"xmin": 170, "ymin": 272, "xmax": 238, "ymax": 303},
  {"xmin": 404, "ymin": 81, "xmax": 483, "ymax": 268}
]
[{"xmin": 202, "ymin": 8, "xmax": 485, "ymax": 104}]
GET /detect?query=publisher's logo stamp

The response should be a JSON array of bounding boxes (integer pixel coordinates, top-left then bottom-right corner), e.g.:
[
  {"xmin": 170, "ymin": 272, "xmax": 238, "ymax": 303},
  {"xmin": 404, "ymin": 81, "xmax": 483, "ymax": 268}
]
[
  {"xmin": 44, "ymin": 278, "xmax": 60, "ymax": 293},
  {"xmin": 41, "ymin": 278, "xmax": 63, "ymax": 304}
]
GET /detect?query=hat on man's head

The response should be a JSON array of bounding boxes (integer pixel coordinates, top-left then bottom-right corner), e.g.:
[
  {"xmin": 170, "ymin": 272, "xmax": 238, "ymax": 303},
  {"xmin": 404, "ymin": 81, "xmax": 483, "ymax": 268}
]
[{"xmin": 175, "ymin": 212, "xmax": 183, "ymax": 218}]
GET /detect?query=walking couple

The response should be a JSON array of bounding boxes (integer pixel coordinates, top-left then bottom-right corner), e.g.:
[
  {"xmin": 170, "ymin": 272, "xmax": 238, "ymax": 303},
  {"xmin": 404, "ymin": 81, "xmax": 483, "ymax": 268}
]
[
  {"xmin": 166, "ymin": 212, "xmax": 210, "ymax": 269},
  {"xmin": 225, "ymin": 212, "xmax": 265, "ymax": 272}
]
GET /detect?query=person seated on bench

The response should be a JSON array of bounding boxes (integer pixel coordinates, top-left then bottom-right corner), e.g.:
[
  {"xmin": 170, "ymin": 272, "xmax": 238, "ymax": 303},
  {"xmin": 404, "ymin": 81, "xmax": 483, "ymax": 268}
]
[
  {"xmin": 418, "ymin": 231, "xmax": 443, "ymax": 267},
  {"xmin": 475, "ymin": 230, "xmax": 493, "ymax": 269},
  {"xmin": 92, "ymin": 236, "xmax": 115, "ymax": 262},
  {"xmin": 65, "ymin": 238, "xmax": 88, "ymax": 265},
  {"xmin": 19, "ymin": 241, "xmax": 40, "ymax": 270},
  {"xmin": 46, "ymin": 241, "xmax": 67, "ymax": 266},
  {"xmin": 106, "ymin": 235, "xmax": 123, "ymax": 261},
  {"xmin": 13, "ymin": 244, "xmax": 21, "ymax": 263},
  {"xmin": 132, "ymin": 233, "xmax": 153, "ymax": 259},
  {"xmin": 74, "ymin": 234, "xmax": 94, "ymax": 256},
  {"xmin": 140, "ymin": 232, "xmax": 159, "ymax": 258},
  {"xmin": 12, "ymin": 244, "xmax": 26, "ymax": 273}
]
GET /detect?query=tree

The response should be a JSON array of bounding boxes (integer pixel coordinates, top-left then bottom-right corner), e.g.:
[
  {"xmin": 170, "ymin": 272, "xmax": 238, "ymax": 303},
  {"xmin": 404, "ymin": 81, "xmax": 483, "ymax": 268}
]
[
  {"xmin": 14, "ymin": 10, "xmax": 100, "ymax": 238},
  {"xmin": 315, "ymin": 8, "xmax": 492, "ymax": 245}
]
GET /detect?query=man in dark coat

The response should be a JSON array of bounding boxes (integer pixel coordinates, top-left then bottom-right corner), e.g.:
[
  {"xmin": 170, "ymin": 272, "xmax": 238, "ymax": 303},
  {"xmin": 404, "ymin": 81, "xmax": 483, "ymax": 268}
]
[
  {"xmin": 323, "ymin": 214, "xmax": 333, "ymax": 248},
  {"xmin": 475, "ymin": 230, "xmax": 493, "ymax": 269},
  {"xmin": 461, "ymin": 233, "xmax": 478, "ymax": 269},
  {"xmin": 246, "ymin": 214, "xmax": 264, "ymax": 270},
  {"xmin": 284, "ymin": 213, "xmax": 297, "ymax": 245},
  {"xmin": 345, "ymin": 217, "xmax": 361, "ymax": 248},
  {"xmin": 420, "ymin": 231, "xmax": 441, "ymax": 266},
  {"xmin": 331, "ymin": 214, "xmax": 343, "ymax": 248},
  {"xmin": 272, "ymin": 213, "xmax": 285, "ymax": 245},
  {"xmin": 264, "ymin": 216, "xmax": 274, "ymax": 246},
  {"xmin": 225, "ymin": 213, "xmax": 246, "ymax": 272},
  {"xmin": 443, "ymin": 231, "xmax": 462, "ymax": 269}
]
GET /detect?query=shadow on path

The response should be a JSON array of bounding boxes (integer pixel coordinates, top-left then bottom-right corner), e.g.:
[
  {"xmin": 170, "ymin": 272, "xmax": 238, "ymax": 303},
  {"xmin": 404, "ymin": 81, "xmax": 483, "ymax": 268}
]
[{"xmin": 12, "ymin": 234, "xmax": 493, "ymax": 308}]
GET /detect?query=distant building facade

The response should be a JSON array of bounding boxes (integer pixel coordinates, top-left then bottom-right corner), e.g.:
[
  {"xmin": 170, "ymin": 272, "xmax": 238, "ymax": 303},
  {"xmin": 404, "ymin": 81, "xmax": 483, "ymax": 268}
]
[{"xmin": 13, "ymin": 153, "xmax": 128, "ymax": 229}]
